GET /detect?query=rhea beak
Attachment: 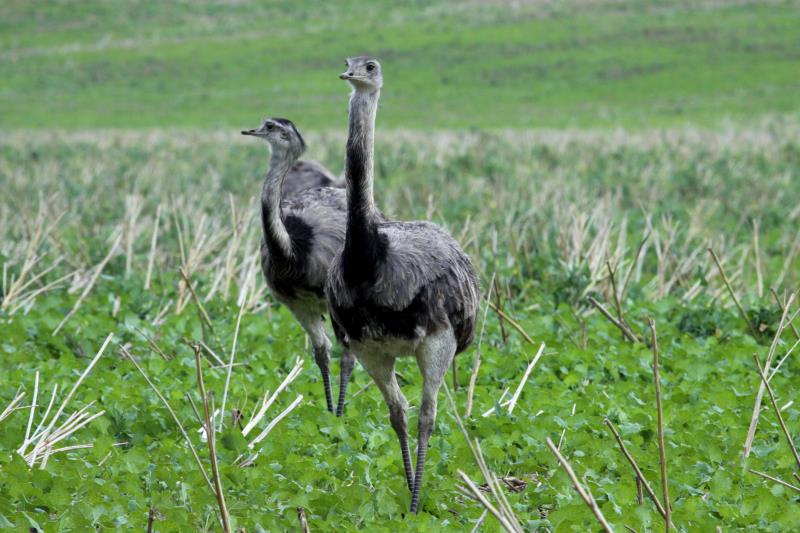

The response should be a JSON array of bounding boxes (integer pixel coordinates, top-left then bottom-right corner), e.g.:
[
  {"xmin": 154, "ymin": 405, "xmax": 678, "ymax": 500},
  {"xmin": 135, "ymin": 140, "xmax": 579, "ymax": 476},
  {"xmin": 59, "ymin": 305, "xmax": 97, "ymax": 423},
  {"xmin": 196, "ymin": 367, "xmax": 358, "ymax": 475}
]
[
  {"xmin": 340, "ymin": 72, "xmax": 353, "ymax": 80},
  {"xmin": 241, "ymin": 129, "xmax": 257, "ymax": 136}
]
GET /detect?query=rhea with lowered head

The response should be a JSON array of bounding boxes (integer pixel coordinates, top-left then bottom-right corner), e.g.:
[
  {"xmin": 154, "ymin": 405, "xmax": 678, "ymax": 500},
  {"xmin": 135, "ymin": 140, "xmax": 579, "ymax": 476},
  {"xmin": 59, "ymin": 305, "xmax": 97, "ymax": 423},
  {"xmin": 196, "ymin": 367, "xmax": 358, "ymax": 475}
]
[
  {"xmin": 242, "ymin": 118, "xmax": 355, "ymax": 416},
  {"xmin": 326, "ymin": 57, "xmax": 480, "ymax": 513}
]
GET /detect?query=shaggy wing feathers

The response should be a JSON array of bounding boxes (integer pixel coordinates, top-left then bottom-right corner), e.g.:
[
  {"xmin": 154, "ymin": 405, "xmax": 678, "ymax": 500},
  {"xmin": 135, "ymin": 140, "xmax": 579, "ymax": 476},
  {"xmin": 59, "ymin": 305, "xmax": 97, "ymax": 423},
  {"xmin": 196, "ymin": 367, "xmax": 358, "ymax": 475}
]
[
  {"xmin": 378, "ymin": 222, "xmax": 479, "ymax": 353},
  {"xmin": 281, "ymin": 160, "xmax": 344, "ymax": 198},
  {"xmin": 262, "ymin": 187, "xmax": 347, "ymax": 299},
  {"xmin": 328, "ymin": 220, "xmax": 479, "ymax": 354}
]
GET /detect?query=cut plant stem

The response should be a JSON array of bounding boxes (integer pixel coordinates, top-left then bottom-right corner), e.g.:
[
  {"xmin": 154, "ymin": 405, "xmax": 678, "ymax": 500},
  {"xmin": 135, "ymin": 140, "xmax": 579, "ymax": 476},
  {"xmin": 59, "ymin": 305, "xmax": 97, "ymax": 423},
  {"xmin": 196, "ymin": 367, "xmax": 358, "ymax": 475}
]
[
  {"xmin": 545, "ymin": 437, "xmax": 613, "ymax": 533},
  {"xmin": 194, "ymin": 345, "xmax": 232, "ymax": 533},
  {"xmin": 506, "ymin": 343, "xmax": 545, "ymax": 414},
  {"xmin": 467, "ymin": 271, "xmax": 494, "ymax": 417},
  {"xmin": 39, "ymin": 333, "xmax": 113, "ymax": 440},
  {"xmin": 219, "ymin": 293, "xmax": 246, "ymax": 432},
  {"xmin": 649, "ymin": 318, "xmax": 671, "ymax": 533},
  {"xmin": 121, "ymin": 346, "xmax": 214, "ymax": 493},
  {"xmin": 589, "ymin": 296, "xmax": 641, "ymax": 343},
  {"xmin": 144, "ymin": 204, "xmax": 162, "ymax": 291},
  {"xmin": 771, "ymin": 288, "xmax": 800, "ymax": 340},
  {"xmin": 748, "ymin": 469, "xmax": 800, "ymax": 493},
  {"xmin": 707, "ymin": 247, "xmax": 757, "ymax": 338},
  {"xmin": 52, "ymin": 233, "xmax": 121, "ymax": 336},
  {"xmin": 744, "ymin": 292, "xmax": 796, "ymax": 458},
  {"xmin": 488, "ymin": 300, "xmax": 536, "ymax": 346},
  {"xmin": 297, "ymin": 507, "xmax": 310, "ymax": 533},
  {"xmin": 605, "ymin": 417, "xmax": 672, "ymax": 527},
  {"xmin": 753, "ymin": 354, "xmax": 800, "ymax": 470},
  {"xmin": 179, "ymin": 267, "xmax": 215, "ymax": 336}
]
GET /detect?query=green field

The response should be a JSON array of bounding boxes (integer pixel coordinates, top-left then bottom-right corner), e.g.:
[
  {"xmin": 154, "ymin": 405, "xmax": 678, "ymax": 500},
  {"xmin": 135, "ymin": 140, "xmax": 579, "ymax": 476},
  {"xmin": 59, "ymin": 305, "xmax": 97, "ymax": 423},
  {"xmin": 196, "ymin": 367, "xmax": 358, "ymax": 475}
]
[
  {"xmin": 3, "ymin": 1, "xmax": 800, "ymax": 532},
  {"xmin": 1, "ymin": 0, "xmax": 799, "ymax": 130}
]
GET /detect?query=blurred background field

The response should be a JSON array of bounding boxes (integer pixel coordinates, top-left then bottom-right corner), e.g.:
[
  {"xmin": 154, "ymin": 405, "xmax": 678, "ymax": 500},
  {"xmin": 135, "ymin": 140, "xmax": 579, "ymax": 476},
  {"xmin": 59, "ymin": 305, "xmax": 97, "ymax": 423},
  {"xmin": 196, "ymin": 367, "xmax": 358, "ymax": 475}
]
[
  {"xmin": 1, "ymin": 0, "xmax": 799, "ymax": 129},
  {"xmin": 2, "ymin": 1, "xmax": 800, "ymax": 532}
]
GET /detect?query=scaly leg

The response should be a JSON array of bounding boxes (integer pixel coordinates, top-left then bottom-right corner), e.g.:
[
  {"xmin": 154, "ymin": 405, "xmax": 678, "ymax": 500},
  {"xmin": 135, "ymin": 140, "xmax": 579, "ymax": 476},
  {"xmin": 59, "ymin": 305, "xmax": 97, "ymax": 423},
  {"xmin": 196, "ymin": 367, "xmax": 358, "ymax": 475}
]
[
  {"xmin": 313, "ymin": 343, "xmax": 334, "ymax": 413},
  {"xmin": 411, "ymin": 327, "xmax": 457, "ymax": 514},
  {"xmin": 358, "ymin": 351, "xmax": 414, "ymax": 493},
  {"xmin": 336, "ymin": 350, "xmax": 356, "ymax": 417},
  {"xmin": 298, "ymin": 315, "xmax": 335, "ymax": 413}
]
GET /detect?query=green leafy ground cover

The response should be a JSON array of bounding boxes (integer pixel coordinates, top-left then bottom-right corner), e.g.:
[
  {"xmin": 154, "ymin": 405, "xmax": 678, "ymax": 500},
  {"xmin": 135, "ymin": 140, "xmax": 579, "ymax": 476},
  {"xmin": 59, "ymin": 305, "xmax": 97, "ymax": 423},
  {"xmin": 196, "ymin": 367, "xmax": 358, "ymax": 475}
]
[
  {"xmin": 1, "ymin": 0, "xmax": 799, "ymax": 129},
  {"xmin": 1, "ymin": 123, "xmax": 799, "ymax": 531}
]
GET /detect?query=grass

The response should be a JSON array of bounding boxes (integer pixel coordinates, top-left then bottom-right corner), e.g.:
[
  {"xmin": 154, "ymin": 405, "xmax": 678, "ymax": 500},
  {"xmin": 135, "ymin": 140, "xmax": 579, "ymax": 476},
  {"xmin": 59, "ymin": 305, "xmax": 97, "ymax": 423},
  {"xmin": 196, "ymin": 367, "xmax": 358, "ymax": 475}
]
[
  {"xmin": 1, "ymin": 121, "xmax": 800, "ymax": 530},
  {"xmin": 2, "ymin": 1, "xmax": 800, "ymax": 530},
  {"xmin": 1, "ymin": 0, "xmax": 800, "ymax": 129}
]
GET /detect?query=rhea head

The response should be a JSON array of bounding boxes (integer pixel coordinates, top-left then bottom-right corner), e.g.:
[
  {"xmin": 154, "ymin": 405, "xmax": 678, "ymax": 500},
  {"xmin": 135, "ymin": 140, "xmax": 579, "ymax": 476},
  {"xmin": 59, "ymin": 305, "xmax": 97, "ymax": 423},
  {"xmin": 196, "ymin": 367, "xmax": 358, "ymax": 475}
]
[
  {"xmin": 241, "ymin": 118, "xmax": 306, "ymax": 160},
  {"xmin": 340, "ymin": 56, "xmax": 383, "ymax": 91}
]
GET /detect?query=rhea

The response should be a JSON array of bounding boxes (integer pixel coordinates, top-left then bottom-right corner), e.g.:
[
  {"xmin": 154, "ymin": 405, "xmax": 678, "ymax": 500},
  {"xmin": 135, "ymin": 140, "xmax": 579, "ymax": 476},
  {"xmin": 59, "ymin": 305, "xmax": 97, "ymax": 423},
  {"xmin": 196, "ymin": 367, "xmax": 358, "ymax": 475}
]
[
  {"xmin": 281, "ymin": 159, "xmax": 343, "ymax": 199},
  {"xmin": 242, "ymin": 118, "xmax": 355, "ymax": 416},
  {"xmin": 326, "ymin": 57, "xmax": 480, "ymax": 514}
]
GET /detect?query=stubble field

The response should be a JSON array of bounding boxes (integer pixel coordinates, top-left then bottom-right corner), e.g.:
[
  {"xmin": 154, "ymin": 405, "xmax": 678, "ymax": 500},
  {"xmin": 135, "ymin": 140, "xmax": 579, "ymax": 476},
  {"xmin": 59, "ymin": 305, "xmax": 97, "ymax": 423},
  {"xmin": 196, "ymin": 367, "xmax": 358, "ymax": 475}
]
[{"xmin": 2, "ymin": 121, "xmax": 800, "ymax": 530}]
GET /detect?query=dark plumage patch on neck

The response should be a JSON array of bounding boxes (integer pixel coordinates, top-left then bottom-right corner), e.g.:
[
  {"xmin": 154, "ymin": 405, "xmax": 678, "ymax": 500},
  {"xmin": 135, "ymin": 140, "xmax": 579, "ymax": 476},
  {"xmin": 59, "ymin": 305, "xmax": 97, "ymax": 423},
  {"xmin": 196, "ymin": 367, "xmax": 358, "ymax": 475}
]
[
  {"xmin": 342, "ymin": 224, "xmax": 387, "ymax": 286},
  {"xmin": 263, "ymin": 214, "xmax": 324, "ymax": 299},
  {"xmin": 342, "ymin": 134, "xmax": 385, "ymax": 284}
]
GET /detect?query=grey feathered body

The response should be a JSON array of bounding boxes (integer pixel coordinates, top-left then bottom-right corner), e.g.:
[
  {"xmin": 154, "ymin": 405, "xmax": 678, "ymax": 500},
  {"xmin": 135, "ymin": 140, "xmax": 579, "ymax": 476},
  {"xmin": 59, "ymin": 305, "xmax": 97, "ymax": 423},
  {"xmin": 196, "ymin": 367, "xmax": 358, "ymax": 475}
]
[
  {"xmin": 281, "ymin": 160, "xmax": 344, "ymax": 199},
  {"xmin": 261, "ymin": 187, "xmax": 347, "ymax": 312},
  {"xmin": 327, "ymin": 219, "xmax": 480, "ymax": 357}
]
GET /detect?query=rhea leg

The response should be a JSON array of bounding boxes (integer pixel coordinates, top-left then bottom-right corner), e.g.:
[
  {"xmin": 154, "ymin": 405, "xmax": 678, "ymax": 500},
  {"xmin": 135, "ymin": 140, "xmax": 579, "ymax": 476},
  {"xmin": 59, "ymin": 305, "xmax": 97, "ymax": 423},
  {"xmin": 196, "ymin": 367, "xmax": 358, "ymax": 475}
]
[
  {"xmin": 336, "ymin": 350, "xmax": 356, "ymax": 417},
  {"xmin": 357, "ymin": 352, "xmax": 414, "ymax": 493},
  {"xmin": 411, "ymin": 328, "xmax": 457, "ymax": 514},
  {"xmin": 299, "ymin": 315, "xmax": 334, "ymax": 413}
]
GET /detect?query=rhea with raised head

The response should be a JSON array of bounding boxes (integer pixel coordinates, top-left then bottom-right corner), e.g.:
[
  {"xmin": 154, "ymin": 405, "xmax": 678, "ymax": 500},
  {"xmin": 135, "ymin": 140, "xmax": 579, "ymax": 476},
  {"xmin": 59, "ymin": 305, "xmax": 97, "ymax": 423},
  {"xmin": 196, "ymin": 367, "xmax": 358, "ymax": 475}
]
[
  {"xmin": 326, "ymin": 57, "xmax": 480, "ymax": 514},
  {"xmin": 242, "ymin": 118, "xmax": 355, "ymax": 416}
]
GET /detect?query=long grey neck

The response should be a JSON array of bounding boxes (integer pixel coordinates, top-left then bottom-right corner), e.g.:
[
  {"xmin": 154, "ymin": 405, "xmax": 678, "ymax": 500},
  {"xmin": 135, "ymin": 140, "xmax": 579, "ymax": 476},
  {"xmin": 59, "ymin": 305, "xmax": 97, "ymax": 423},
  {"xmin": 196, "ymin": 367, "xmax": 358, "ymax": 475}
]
[
  {"xmin": 344, "ymin": 88, "xmax": 380, "ymax": 243},
  {"xmin": 261, "ymin": 151, "xmax": 294, "ymax": 259}
]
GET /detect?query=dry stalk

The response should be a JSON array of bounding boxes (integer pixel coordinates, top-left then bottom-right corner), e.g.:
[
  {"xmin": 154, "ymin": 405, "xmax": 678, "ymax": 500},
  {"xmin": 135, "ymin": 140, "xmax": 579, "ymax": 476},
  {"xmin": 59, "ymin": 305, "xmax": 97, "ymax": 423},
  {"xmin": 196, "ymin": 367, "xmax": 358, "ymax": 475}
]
[
  {"xmin": 134, "ymin": 327, "xmax": 171, "ymax": 361},
  {"xmin": 752, "ymin": 220, "xmax": 764, "ymax": 298},
  {"xmin": 193, "ymin": 346, "xmax": 232, "ymax": 533},
  {"xmin": 444, "ymin": 384, "xmax": 522, "ymax": 532},
  {"xmin": 178, "ymin": 267, "xmax": 214, "ymax": 330},
  {"xmin": 241, "ymin": 357, "xmax": 303, "ymax": 437},
  {"xmin": 470, "ymin": 509, "xmax": 489, "ymax": 533},
  {"xmin": 588, "ymin": 297, "xmax": 641, "ymax": 343},
  {"xmin": 506, "ymin": 343, "xmax": 545, "ymax": 414},
  {"xmin": 487, "ymin": 301, "xmax": 537, "ymax": 346},
  {"xmin": 771, "ymin": 289, "xmax": 800, "ymax": 340},
  {"xmin": 16, "ymin": 336, "xmax": 113, "ymax": 467},
  {"xmin": 708, "ymin": 247, "xmax": 757, "ymax": 338},
  {"xmin": 458, "ymin": 470, "xmax": 519, "ymax": 533},
  {"xmin": 123, "ymin": 194, "xmax": 143, "ymax": 279},
  {"xmin": 466, "ymin": 272, "xmax": 495, "ymax": 418},
  {"xmin": 1, "ymin": 202, "xmax": 64, "ymax": 311},
  {"xmin": 748, "ymin": 469, "xmax": 800, "ymax": 493},
  {"xmin": 545, "ymin": 437, "xmax": 613, "ymax": 533},
  {"xmin": 649, "ymin": 318, "xmax": 671, "ymax": 533},
  {"xmin": 121, "ymin": 346, "xmax": 214, "ymax": 492},
  {"xmin": 0, "ymin": 391, "xmax": 26, "ymax": 424},
  {"xmin": 753, "ymin": 355, "xmax": 800, "ymax": 470},
  {"xmin": 604, "ymin": 418, "xmax": 672, "ymax": 527},
  {"xmin": 144, "ymin": 204, "xmax": 162, "ymax": 290},
  {"xmin": 744, "ymin": 293, "xmax": 796, "ymax": 458},
  {"xmin": 219, "ymin": 293, "xmax": 246, "ymax": 432},
  {"xmin": 621, "ymin": 231, "xmax": 650, "ymax": 304},
  {"xmin": 297, "ymin": 507, "xmax": 310, "ymax": 533},
  {"xmin": 52, "ymin": 232, "xmax": 121, "ymax": 336}
]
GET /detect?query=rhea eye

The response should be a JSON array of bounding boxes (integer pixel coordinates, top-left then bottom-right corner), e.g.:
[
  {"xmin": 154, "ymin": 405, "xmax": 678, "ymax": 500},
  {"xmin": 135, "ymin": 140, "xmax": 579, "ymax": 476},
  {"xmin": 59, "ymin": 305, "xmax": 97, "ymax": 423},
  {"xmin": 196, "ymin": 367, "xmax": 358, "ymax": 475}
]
[
  {"xmin": 266, "ymin": 124, "xmax": 273, "ymax": 130},
  {"xmin": 366, "ymin": 63, "xmax": 375, "ymax": 72}
]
